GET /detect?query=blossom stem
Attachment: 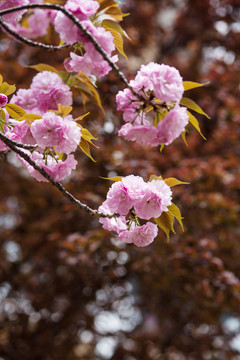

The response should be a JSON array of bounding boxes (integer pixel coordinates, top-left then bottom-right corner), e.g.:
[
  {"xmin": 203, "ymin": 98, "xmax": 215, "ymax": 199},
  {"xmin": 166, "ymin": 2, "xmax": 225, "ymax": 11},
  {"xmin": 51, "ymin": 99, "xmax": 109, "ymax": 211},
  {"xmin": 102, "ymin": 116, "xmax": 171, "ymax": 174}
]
[
  {"xmin": 0, "ymin": 3, "xmax": 139, "ymax": 96},
  {"xmin": 0, "ymin": 131, "xmax": 117, "ymax": 219}
]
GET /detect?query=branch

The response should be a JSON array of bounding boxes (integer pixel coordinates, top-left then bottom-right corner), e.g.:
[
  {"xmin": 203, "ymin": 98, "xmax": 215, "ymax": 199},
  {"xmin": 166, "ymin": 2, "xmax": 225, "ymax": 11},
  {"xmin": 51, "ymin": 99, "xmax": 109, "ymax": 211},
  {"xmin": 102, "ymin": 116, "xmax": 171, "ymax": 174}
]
[
  {"xmin": 0, "ymin": 3, "xmax": 139, "ymax": 96},
  {"xmin": 0, "ymin": 17, "xmax": 69, "ymax": 51},
  {"xmin": 0, "ymin": 132, "xmax": 116, "ymax": 219}
]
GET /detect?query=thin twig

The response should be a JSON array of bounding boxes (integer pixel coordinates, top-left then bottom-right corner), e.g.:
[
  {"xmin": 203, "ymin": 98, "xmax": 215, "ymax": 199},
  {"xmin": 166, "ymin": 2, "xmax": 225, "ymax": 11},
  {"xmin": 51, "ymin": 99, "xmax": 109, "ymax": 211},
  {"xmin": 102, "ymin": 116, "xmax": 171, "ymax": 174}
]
[
  {"xmin": 0, "ymin": 132, "xmax": 116, "ymax": 219},
  {"xmin": 0, "ymin": 3, "xmax": 139, "ymax": 96},
  {"xmin": 0, "ymin": 17, "xmax": 69, "ymax": 51}
]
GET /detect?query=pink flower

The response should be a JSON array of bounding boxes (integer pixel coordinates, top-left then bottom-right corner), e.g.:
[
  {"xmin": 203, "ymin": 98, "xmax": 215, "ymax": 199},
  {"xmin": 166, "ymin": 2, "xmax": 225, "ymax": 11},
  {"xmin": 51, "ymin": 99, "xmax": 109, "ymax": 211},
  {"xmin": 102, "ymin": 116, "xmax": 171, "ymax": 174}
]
[
  {"xmin": 134, "ymin": 180, "xmax": 172, "ymax": 220},
  {"xmin": 11, "ymin": 72, "xmax": 72, "ymax": 115},
  {"xmin": 122, "ymin": 175, "xmax": 147, "ymax": 203},
  {"xmin": 0, "ymin": 119, "xmax": 30, "ymax": 151},
  {"xmin": 64, "ymin": 25, "xmax": 117, "ymax": 77},
  {"xmin": 11, "ymin": 89, "xmax": 38, "ymax": 113},
  {"xmin": 0, "ymin": 93, "xmax": 8, "ymax": 107},
  {"xmin": 54, "ymin": 15, "xmax": 89, "ymax": 44},
  {"xmin": 148, "ymin": 64, "xmax": 184, "ymax": 102},
  {"xmin": 54, "ymin": 1, "xmax": 99, "ymax": 44},
  {"xmin": 157, "ymin": 105, "xmax": 189, "ymax": 145},
  {"xmin": 16, "ymin": 9, "xmax": 52, "ymax": 39},
  {"xmin": 0, "ymin": 0, "xmax": 29, "ymax": 24},
  {"xmin": 131, "ymin": 222, "xmax": 158, "ymax": 247},
  {"xmin": 17, "ymin": 151, "xmax": 77, "ymax": 182},
  {"xmin": 31, "ymin": 112, "xmax": 81, "ymax": 154},
  {"xmin": 105, "ymin": 181, "xmax": 133, "ymax": 215},
  {"xmin": 118, "ymin": 123, "xmax": 158, "ymax": 146},
  {"xmin": 52, "ymin": 154, "xmax": 77, "ymax": 181},
  {"xmin": 98, "ymin": 201, "xmax": 128, "ymax": 233},
  {"xmin": 38, "ymin": 86, "xmax": 73, "ymax": 113},
  {"xmin": 65, "ymin": 0, "xmax": 99, "ymax": 19},
  {"xmin": 98, "ymin": 176, "xmax": 169, "ymax": 247},
  {"xmin": 118, "ymin": 222, "xmax": 158, "ymax": 247},
  {"xmin": 30, "ymin": 71, "xmax": 63, "ymax": 92},
  {"xmin": 118, "ymin": 222, "xmax": 137, "ymax": 244},
  {"xmin": 116, "ymin": 89, "xmax": 138, "ymax": 111},
  {"xmin": 30, "ymin": 71, "xmax": 72, "ymax": 114}
]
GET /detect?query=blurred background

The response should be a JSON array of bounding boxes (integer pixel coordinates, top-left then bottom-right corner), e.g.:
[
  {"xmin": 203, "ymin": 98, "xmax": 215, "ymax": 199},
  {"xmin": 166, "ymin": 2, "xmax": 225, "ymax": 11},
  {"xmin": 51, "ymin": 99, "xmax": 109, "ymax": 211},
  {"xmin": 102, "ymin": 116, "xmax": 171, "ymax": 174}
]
[{"xmin": 0, "ymin": 0, "xmax": 240, "ymax": 359}]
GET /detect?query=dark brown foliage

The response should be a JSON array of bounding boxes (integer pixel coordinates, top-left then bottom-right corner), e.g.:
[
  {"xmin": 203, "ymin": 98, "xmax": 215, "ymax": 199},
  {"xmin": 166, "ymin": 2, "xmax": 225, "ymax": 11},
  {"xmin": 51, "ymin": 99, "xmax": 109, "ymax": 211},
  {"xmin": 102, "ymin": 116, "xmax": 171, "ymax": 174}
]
[{"xmin": 1, "ymin": 0, "xmax": 240, "ymax": 359}]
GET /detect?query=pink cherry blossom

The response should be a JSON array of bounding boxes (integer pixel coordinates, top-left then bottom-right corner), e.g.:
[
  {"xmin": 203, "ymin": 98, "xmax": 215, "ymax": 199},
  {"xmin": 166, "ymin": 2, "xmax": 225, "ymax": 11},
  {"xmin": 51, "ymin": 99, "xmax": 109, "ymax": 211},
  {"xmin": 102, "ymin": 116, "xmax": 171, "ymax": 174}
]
[
  {"xmin": 17, "ymin": 151, "xmax": 77, "ymax": 182},
  {"xmin": 131, "ymin": 222, "xmax": 158, "ymax": 247},
  {"xmin": 118, "ymin": 123, "xmax": 158, "ymax": 146},
  {"xmin": 122, "ymin": 175, "xmax": 147, "ymax": 203},
  {"xmin": 134, "ymin": 180, "xmax": 172, "ymax": 220},
  {"xmin": 10, "ymin": 89, "xmax": 38, "ymax": 113},
  {"xmin": 64, "ymin": 25, "xmax": 118, "ymax": 77},
  {"xmin": 11, "ymin": 72, "xmax": 73, "ymax": 115},
  {"xmin": 105, "ymin": 181, "xmax": 133, "ymax": 215},
  {"xmin": 118, "ymin": 222, "xmax": 158, "ymax": 247},
  {"xmin": 98, "ymin": 201, "xmax": 128, "ymax": 233},
  {"xmin": 0, "ymin": 119, "xmax": 29, "ymax": 151},
  {"xmin": 65, "ymin": 0, "xmax": 99, "ymax": 19},
  {"xmin": 30, "ymin": 71, "xmax": 63, "ymax": 93},
  {"xmin": 118, "ymin": 222, "xmax": 137, "ymax": 244},
  {"xmin": 16, "ymin": 9, "xmax": 52, "ymax": 39},
  {"xmin": 30, "ymin": 112, "xmax": 81, "ymax": 154},
  {"xmin": 148, "ymin": 64, "xmax": 184, "ymax": 102},
  {"xmin": 157, "ymin": 105, "xmax": 189, "ymax": 145},
  {"xmin": 116, "ymin": 88, "xmax": 138, "ymax": 111},
  {"xmin": 0, "ymin": 0, "xmax": 29, "ymax": 25}
]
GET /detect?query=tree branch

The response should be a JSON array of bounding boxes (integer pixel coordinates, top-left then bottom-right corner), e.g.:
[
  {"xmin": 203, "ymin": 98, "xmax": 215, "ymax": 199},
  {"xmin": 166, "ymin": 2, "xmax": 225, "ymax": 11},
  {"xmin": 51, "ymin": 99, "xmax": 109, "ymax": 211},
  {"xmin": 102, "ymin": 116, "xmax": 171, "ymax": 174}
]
[
  {"xmin": 0, "ymin": 3, "xmax": 138, "ymax": 96},
  {"xmin": 0, "ymin": 132, "xmax": 116, "ymax": 219},
  {"xmin": 0, "ymin": 17, "xmax": 69, "ymax": 51}
]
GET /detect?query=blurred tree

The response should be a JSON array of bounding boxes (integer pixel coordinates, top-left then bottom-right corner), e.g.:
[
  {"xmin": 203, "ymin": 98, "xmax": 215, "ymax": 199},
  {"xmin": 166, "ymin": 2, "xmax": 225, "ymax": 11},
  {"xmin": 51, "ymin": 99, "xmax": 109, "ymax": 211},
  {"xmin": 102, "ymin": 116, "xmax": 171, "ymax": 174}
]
[{"xmin": 0, "ymin": 0, "xmax": 240, "ymax": 359}]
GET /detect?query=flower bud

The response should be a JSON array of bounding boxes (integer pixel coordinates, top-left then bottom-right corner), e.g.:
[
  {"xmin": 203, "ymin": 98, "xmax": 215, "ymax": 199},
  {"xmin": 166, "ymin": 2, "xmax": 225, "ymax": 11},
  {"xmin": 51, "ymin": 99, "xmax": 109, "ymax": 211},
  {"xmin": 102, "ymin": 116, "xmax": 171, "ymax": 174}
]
[{"xmin": 0, "ymin": 93, "xmax": 8, "ymax": 107}]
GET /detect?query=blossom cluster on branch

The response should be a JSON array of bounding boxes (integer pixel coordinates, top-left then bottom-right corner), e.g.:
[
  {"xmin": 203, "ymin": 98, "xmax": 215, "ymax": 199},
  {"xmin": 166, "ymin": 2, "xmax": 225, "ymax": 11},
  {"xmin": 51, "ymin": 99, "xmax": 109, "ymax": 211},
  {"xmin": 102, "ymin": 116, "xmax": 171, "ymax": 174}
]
[
  {"xmin": 117, "ymin": 62, "xmax": 189, "ymax": 147},
  {"xmin": 0, "ymin": 0, "xmax": 209, "ymax": 246}
]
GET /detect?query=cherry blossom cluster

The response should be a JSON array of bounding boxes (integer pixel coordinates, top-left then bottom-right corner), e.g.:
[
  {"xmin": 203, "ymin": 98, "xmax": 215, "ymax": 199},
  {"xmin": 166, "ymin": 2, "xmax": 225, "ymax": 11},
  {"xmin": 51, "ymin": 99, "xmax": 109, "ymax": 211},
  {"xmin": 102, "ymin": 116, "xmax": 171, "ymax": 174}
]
[
  {"xmin": 0, "ymin": 0, "xmax": 57, "ymax": 39},
  {"xmin": 116, "ymin": 62, "xmax": 189, "ymax": 147},
  {"xmin": 99, "ymin": 175, "xmax": 172, "ymax": 247},
  {"xmin": 11, "ymin": 71, "xmax": 73, "ymax": 115},
  {"xmin": 1, "ymin": 0, "xmax": 118, "ymax": 78},
  {"xmin": 56, "ymin": 0, "xmax": 118, "ymax": 78},
  {"xmin": 0, "ymin": 71, "xmax": 82, "ymax": 182}
]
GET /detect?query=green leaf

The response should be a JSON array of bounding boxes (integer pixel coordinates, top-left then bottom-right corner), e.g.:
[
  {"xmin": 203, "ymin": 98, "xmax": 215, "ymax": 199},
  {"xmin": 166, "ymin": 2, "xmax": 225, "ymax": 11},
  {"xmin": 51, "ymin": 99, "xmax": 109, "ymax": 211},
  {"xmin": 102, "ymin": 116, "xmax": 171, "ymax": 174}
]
[
  {"xmin": 105, "ymin": 6, "xmax": 128, "ymax": 21},
  {"xmin": 102, "ymin": 19, "xmax": 129, "ymax": 39},
  {"xmin": 183, "ymin": 81, "xmax": 210, "ymax": 91},
  {"xmin": 187, "ymin": 111, "xmax": 206, "ymax": 140},
  {"xmin": 149, "ymin": 174, "xmax": 163, "ymax": 182},
  {"xmin": 79, "ymin": 126, "xmax": 98, "ymax": 146},
  {"xmin": 98, "ymin": 0, "xmax": 118, "ymax": 12},
  {"xmin": 180, "ymin": 97, "xmax": 210, "ymax": 119},
  {"xmin": 0, "ymin": 82, "xmax": 16, "ymax": 96},
  {"xmin": 160, "ymin": 144, "xmax": 165, "ymax": 152},
  {"xmin": 100, "ymin": 176, "xmax": 124, "ymax": 182},
  {"xmin": 0, "ymin": 108, "xmax": 6, "ymax": 120},
  {"xmin": 22, "ymin": 113, "xmax": 42, "ymax": 124},
  {"xmin": 164, "ymin": 177, "xmax": 189, "ymax": 187},
  {"xmin": 75, "ymin": 112, "xmax": 90, "ymax": 122},
  {"xmin": 102, "ymin": 22, "xmax": 127, "ymax": 58},
  {"xmin": 79, "ymin": 138, "xmax": 96, "ymax": 162},
  {"xmin": 154, "ymin": 211, "xmax": 175, "ymax": 242},
  {"xmin": 181, "ymin": 130, "xmax": 188, "ymax": 146},
  {"xmin": 27, "ymin": 63, "xmax": 59, "ymax": 74},
  {"xmin": 49, "ymin": 104, "xmax": 73, "ymax": 118},
  {"xmin": 168, "ymin": 203, "xmax": 184, "ymax": 231},
  {"xmin": 5, "ymin": 104, "xmax": 26, "ymax": 120},
  {"xmin": 73, "ymin": 73, "xmax": 104, "ymax": 112}
]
